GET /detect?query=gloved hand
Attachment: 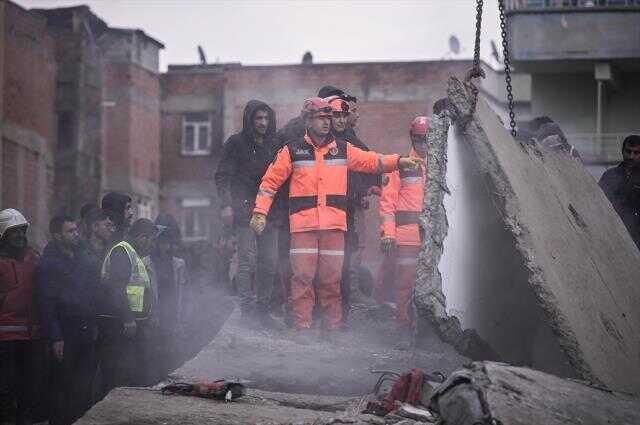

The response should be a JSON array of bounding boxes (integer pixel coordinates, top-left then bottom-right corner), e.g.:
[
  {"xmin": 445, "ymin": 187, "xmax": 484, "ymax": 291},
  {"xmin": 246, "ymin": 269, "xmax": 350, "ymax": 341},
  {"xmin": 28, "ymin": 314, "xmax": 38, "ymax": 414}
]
[
  {"xmin": 249, "ymin": 213, "xmax": 267, "ymax": 235},
  {"xmin": 398, "ymin": 156, "xmax": 424, "ymax": 170},
  {"xmin": 380, "ymin": 237, "xmax": 396, "ymax": 256},
  {"xmin": 123, "ymin": 320, "xmax": 137, "ymax": 338},
  {"xmin": 221, "ymin": 206, "xmax": 234, "ymax": 227},
  {"xmin": 367, "ymin": 186, "xmax": 382, "ymax": 197}
]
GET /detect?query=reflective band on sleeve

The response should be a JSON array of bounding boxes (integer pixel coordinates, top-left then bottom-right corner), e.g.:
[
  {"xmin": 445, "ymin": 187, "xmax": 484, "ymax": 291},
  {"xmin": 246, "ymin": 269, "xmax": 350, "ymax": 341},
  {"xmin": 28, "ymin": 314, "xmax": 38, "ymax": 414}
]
[
  {"xmin": 0, "ymin": 325, "xmax": 28, "ymax": 332},
  {"xmin": 401, "ymin": 176, "xmax": 422, "ymax": 185},
  {"xmin": 383, "ymin": 214, "xmax": 395, "ymax": 222},
  {"xmin": 397, "ymin": 257, "xmax": 418, "ymax": 265},
  {"xmin": 319, "ymin": 249, "xmax": 345, "ymax": 256},
  {"xmin": 258, "ymin": 188, "xmax": 276, "ymax": 198},
  {"xmin": 324, "ymin": 159, "xmax": 348, "ymax": 167},
  {"xmin": 293, "ymin": 160, "xmax": 316, "ymax": 168},
  {"xmin": 290, "ymin": 248, "xmax": 319, "ymax": 255},
  {"xmin": 376, "ymin": 154, "xmax": 385, "ymax": 174}
]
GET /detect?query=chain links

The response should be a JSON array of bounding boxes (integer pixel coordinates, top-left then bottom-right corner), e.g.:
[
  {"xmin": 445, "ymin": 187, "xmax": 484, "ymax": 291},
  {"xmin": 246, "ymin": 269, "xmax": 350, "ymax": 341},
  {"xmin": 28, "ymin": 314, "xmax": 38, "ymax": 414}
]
[
  {"xmin": 467, "ymin": 0, "xmax": 484, "ymax": 110},
  {"xmin": 498, "ymin": 0, "xmax": 517, "ymax": 138}
]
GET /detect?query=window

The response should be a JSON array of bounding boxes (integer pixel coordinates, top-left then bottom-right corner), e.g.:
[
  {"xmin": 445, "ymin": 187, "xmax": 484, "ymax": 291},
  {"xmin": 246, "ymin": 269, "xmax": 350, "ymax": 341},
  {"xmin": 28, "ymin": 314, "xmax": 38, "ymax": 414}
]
[
  {"xmin": 181, "ymin": 197, "xmax": 211, "ymax": 241},
  {"xmin": 182, "ymin": 112, "xmax": 211, "ymax": 155}
]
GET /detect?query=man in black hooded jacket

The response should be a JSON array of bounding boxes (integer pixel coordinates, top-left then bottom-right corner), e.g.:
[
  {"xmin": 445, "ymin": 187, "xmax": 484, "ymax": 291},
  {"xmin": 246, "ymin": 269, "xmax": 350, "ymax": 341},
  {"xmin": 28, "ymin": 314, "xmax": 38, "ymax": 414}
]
[{"xmin": 215, "ymin": 100, "xmax": 283, "ymax": 328}]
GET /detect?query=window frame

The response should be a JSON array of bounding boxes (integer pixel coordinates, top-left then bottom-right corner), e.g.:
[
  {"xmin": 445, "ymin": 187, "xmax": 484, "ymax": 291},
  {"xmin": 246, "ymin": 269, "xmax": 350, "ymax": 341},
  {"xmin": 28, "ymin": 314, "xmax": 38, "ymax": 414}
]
[
  {"xmin": 181, "ymin": 113, "xmax": 212, "ymax": 156},
  {"xmin": 180, "ymin": 197, "xmax": 211, "ymax": 241}
]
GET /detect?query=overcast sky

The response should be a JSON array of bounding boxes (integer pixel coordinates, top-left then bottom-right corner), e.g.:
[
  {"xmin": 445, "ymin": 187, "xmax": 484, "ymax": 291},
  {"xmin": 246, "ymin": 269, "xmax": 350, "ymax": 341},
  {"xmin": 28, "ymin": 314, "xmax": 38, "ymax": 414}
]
[{"xmin": 16, "ymin": 0, "xmax": 502, "ymax": 72}]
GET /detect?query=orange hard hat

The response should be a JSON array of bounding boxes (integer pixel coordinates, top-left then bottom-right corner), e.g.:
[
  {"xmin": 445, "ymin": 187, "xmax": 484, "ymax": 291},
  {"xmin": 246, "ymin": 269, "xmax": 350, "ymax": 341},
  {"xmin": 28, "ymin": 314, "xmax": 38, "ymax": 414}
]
[
  {"xmin": 410, "ymin": 116, "xmax": 430, "ymax": 136},
  {"xmin": 324, "ymin": 96, "xmax": 350, "ymax": 114},
  {"xmin": 302, "ymin": 97, "xmax": 332, "ymax": 118}
]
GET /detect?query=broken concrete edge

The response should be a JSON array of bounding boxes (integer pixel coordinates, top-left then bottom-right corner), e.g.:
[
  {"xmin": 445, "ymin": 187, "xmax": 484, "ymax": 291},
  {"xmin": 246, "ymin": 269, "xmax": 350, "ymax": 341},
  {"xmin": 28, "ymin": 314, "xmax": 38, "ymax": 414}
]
[
  {"xmin": 429, "ymin": 361, "xmax": 640, "ymax": 425},
  {"xmin": 414, "ymin": 87, "xmax": 501, "ymax": 362},
  {"xmin": 445, "ymin": 76, "xmax": 596, "ymax": 385}
]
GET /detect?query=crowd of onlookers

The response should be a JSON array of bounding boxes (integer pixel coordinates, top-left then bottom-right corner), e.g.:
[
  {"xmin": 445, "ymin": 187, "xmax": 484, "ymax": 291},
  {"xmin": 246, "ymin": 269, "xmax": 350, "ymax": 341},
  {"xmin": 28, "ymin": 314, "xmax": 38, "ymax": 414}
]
[{"xmin": 0, "ymin": 193, "xmax": 221, "ymax": 425}]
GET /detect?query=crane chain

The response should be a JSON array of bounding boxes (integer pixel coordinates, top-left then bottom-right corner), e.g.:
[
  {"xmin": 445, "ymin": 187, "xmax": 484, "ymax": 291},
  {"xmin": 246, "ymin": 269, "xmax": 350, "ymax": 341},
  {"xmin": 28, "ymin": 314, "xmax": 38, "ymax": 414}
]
[
  {"xmin": 467, "ymin": 0, "xmax": 484, "ymax": 112},
  {"xmin": 498, "ymin": 0, "xmax": 517, "ymax": 138}
]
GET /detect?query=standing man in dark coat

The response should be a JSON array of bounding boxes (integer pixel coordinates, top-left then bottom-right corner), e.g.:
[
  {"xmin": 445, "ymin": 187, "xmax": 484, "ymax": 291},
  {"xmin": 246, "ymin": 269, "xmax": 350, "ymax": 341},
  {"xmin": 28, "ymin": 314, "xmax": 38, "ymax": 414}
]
[
  {"xmin": 215, "ymin": 100, "xmax": 283, "ymax": 328},
  {"xmin": 37, "ymin": 216, "xmax": 98, "ymax": 425},
  {"xmin": 599, "ymin": 134, "xmax": 640, "ymax": 249}
]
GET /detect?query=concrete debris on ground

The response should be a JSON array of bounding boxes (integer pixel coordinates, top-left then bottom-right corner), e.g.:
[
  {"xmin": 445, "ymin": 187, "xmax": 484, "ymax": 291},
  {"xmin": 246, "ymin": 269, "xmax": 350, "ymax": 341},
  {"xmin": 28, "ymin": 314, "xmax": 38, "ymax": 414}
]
[
  {"xmin": 172, "ymin": 305, "xmax": 468, "ymax": 397},
  {"xmin": 415, "ymin": 76, "xmax": 640, "ymax": 394}
]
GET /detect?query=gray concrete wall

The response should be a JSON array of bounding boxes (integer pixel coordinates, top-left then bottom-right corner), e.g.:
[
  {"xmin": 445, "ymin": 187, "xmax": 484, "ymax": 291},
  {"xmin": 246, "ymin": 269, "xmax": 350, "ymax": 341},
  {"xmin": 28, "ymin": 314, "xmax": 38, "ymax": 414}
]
[{"xmin": 510, "ymin": 11, "xmax": 640, "ymax": 61}]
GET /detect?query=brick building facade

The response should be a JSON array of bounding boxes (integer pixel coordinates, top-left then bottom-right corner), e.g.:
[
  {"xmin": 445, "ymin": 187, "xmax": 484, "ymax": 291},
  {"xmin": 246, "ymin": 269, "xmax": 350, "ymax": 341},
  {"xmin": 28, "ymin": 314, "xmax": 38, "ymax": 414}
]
[
  {"xmin": 1, "ymin": 1, "xmax": 56, "ymax": 247},
  {"xmin": 160, "ymin": 60, "xmax": 471, "ymax": 265}
]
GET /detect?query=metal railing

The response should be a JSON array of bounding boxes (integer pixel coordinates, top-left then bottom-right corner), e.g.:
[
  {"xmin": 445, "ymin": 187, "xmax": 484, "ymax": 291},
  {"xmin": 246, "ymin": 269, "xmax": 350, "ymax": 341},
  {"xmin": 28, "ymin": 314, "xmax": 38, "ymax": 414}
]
[
  {"xmin": 567, "ymin": 133, "xmax": 628, "ymax": 163},
  {"xmin": 505, "ymin": 0, "xmax": 640, "ymax": 11}
]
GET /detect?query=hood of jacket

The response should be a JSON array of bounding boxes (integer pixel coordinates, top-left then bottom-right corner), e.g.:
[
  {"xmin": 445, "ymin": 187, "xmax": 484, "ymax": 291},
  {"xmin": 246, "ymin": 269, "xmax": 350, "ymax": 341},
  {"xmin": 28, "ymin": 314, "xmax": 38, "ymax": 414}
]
[
  {"xmin": 241, "ymin": 100, "xmax": 276, "ymax": 143},
  {"xmin": 101, "ymin": 192, "xmax": 131, "ymax": 227}
]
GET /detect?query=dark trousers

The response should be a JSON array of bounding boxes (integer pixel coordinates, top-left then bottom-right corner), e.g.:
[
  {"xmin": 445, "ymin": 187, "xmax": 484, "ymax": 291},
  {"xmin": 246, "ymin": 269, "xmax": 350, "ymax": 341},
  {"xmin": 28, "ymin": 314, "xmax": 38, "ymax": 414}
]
[
  {"xmin": 96, "ymin": 319, "xmax": 135, "ymax": 399},
  {"xmin": 235, "ymin": 224, "xmax": 278, "ymax": 313},
  {"xmin": 49, "ymin": 325, "xmax": 96, "ymax": 425},
  {"xmin": 0, "ymin": 340, "xmax": 47, "ymax": 425}
]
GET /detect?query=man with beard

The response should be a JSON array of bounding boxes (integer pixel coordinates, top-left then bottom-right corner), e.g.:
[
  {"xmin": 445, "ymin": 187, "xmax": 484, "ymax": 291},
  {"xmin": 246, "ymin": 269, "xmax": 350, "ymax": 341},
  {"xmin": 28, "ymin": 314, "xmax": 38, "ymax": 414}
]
[
  {"xmin": 215, "ymin": 100, "xmax": 284, "ymax": 329},
  {"xmin": 101, "ymin": 192, "xmax": 134, "ymax": 243},
  {"xmin": 599, "ymin": 134, "xmax": 640, "ymax": 249},
  {"xmin": 379, "ymin": 117, "xmax": 430, "ymax": 347},
  {"xmin": 37, "ymin": 216, "xmax": 98, "ymax": 425},
  {"xmin": 250, "ymin": 97, "xmax": 423, "ymax": 341},
  {"xmin": 0, "ymin": 209, "xmax": 43, "ymax": 425}
]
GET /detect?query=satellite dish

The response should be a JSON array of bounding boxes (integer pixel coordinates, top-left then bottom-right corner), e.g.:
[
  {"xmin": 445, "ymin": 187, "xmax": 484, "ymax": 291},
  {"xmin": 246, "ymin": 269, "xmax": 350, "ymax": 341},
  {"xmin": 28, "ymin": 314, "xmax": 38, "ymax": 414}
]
[
  {"xmin": 197, "ymin": 45, "xmax": 207, "ymax": 65},
  {"xmin": 449, "ymin": 35, "xmax": 461, "ymax": 55}
]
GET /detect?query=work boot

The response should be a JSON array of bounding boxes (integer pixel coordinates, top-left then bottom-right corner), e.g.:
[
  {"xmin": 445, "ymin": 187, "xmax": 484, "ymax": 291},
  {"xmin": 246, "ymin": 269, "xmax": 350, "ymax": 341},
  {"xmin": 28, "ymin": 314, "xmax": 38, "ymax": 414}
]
[
  {"xmin": 240, "ymin": 307, "xmax": 263, "ymax": 330},
  {"xmin": 256, "ymin": 307, "xmax": 286, "ymax": 331}
]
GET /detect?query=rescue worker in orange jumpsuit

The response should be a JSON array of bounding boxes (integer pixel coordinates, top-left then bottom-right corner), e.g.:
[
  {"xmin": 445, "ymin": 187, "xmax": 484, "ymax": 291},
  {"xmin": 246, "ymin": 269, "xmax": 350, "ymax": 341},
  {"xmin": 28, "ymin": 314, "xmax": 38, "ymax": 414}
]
[
  {"xmin": 379, "ymin": 116, "xmax": 429, "ymax": 334},
  {"xmin": 250, "ymin": 98, "xmax": 424, "ymax": 337}
]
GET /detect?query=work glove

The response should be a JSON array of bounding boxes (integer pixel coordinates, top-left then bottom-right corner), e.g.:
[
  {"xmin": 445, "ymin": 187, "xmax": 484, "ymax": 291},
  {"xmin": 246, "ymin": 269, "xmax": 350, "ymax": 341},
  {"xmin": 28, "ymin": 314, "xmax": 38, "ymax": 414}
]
[
  {"xmin": 398, "ymin": 156, "xmax": 424, "ymax": 170},
  {"xmin": 123, "ymin": 320, "xmax": 137, "ymax": 338},
  {"xmin": 367, "ymin": 186, "xmax": 382, "ymax": 197},
  {"xmin": 221, "ymin": 206, "xmax": 234, "ymax": 227},
  {"xmin": 380, "ymin": 237, "xmax": 396, "ymax": 256},
  {"xmin": 249, "ymin": 213, "xmax": 267, "ymax": 235}
]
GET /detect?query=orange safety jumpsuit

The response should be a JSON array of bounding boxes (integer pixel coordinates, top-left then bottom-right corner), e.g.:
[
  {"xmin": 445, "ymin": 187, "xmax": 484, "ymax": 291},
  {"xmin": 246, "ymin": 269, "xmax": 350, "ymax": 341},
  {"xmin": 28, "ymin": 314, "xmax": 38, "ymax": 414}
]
[
  {"xmin": 255, "ymin": 133, "xmax": 400, "ymax": 330},
  {"xmin": 379, "ymin": 148, "xmax": 426, "ymax": 327}
]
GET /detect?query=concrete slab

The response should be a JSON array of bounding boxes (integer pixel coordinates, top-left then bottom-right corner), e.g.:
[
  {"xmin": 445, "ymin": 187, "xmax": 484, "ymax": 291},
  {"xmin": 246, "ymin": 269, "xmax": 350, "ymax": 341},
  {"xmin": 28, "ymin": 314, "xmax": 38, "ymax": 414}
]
[{"xmin": 416, "ymin": 77, "xmax": 640, "ymax": 394}]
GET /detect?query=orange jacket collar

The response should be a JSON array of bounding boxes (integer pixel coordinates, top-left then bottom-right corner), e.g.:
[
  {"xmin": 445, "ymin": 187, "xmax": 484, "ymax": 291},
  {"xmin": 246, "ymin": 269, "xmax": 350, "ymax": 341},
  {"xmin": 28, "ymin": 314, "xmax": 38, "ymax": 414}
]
[{"xmin": 304, "ymin": 131, "xmax": 334, "ymax": 148}]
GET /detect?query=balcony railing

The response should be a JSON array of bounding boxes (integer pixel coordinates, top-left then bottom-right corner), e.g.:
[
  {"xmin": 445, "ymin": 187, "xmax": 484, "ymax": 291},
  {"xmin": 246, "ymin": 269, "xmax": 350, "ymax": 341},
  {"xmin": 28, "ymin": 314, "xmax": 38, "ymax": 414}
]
[
  {"xmin": 505, "ymin": 0, "xmax": 640, "ymax": 11},
  {"xmin": 567, "ymin": 133, "xmax": 628, "ymax": 164}
]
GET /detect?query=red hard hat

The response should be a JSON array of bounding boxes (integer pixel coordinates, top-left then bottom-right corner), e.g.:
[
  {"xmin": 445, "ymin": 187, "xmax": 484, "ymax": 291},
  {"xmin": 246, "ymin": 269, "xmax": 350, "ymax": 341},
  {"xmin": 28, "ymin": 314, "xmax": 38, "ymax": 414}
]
[
  {"xmin": 302, "ymin": 97, "xmax": 332, "ymax": 118},
  {"xmin": 410, "ymin": 116, "xmax": 430, "ymax": 136},
  {"xmin": 324, "ymin": 96, "xmax": 350, "ymax": 114}
]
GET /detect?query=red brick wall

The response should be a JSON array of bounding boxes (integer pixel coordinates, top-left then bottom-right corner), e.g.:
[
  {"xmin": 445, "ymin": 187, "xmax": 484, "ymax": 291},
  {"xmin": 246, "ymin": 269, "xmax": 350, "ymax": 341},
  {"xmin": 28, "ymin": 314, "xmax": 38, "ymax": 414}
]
[{"xmin": 4, "ymin": 3, "xmax": 56, "ymax": 141}]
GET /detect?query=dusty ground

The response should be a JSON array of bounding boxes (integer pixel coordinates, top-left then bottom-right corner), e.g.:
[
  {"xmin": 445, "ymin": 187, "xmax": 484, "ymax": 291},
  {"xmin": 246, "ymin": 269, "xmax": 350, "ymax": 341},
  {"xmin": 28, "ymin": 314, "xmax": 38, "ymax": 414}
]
[{"xmin": 174, "ymin": 304, "xmax": 468, "ymax": 397}]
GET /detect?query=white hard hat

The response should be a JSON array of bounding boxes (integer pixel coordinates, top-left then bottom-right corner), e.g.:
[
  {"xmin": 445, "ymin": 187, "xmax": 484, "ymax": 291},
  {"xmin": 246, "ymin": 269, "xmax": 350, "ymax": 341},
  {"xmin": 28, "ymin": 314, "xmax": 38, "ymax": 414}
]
[{"xmin": 0, "ymin": 209, "xmax": 29, "ymax": 238}]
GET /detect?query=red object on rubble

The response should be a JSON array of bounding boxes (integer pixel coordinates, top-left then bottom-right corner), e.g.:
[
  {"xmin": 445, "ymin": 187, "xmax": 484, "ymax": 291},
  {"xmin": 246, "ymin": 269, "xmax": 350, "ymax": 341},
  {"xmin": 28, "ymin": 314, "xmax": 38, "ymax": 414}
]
[
  {"xmin": 365, "ymin": 368, "xmax": 425, "ymax": 416},
  {"xmin": 161, "ymin": 380, "xmax": 245, "ymax": 401}
]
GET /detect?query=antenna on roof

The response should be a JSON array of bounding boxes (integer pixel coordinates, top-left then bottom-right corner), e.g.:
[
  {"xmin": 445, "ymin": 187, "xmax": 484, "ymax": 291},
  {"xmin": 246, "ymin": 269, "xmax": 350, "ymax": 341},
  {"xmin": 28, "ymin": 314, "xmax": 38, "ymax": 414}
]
[
  {"xmin": 197, "ymin": 45, "xmax": 207, "ymax": 65},
  {"xmin": 449, "ymin": 35, "xmax": 461, "ymax": 55}
]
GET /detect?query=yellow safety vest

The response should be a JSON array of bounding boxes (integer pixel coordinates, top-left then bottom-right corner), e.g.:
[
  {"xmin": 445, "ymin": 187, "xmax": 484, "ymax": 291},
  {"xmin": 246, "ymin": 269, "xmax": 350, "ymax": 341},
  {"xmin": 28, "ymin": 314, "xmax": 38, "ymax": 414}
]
[{"xmin": 101, "ymin": 241, "xmax": 152, "ymax": 319}]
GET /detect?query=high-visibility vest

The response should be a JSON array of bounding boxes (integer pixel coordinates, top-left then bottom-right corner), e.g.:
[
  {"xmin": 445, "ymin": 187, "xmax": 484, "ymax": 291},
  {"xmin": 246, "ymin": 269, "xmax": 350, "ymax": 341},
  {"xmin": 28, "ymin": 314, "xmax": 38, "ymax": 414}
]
[
  {"xmin": 254, "ymin": 133, "xmax": 400, "ymax": 233},
  {"xmin": 380, "ymin": 149, "xmax": 427, "ymax": 246},
  {"xmin": 101, "ymin": 241, "xmax": 151, "ymax": 319}
]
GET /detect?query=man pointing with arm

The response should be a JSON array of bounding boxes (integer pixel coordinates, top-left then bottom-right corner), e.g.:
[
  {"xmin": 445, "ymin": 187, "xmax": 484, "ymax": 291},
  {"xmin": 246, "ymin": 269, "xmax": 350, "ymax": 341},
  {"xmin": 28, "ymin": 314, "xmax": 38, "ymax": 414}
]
[{"xmin": 250, "ymin": 97, "xmax": 422, "ymax": 340}]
